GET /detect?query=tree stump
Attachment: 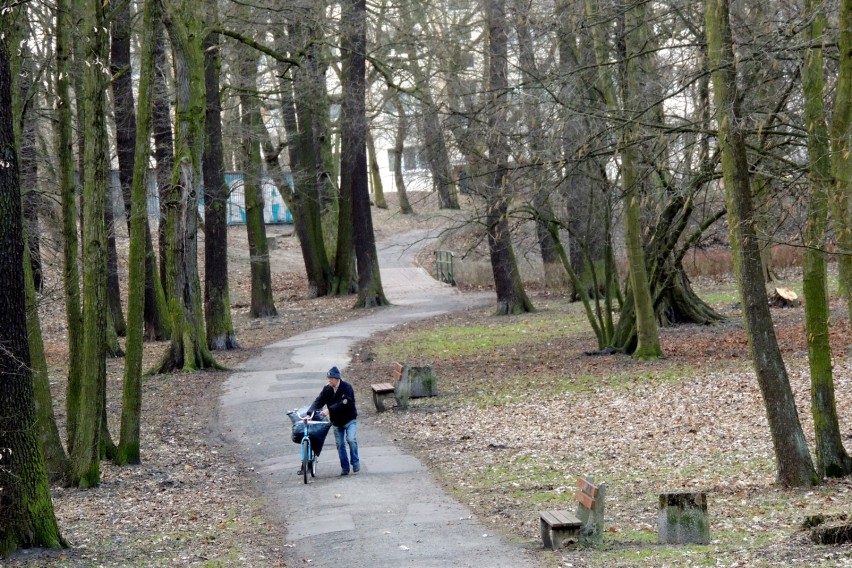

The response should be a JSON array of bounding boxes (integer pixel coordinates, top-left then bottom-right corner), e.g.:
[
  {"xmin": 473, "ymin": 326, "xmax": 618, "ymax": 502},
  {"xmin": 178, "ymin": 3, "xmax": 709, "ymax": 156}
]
[
  {"xmin": 769, "ymin": 287, "xmax": 800, "ymax": 307},
  {"xmin": 803, "ymin": 514, "xmax": 852, "ymax": 544},
  {"xmin": 658, "ymin": 492, "xmax": 710, "ymax": 544}
]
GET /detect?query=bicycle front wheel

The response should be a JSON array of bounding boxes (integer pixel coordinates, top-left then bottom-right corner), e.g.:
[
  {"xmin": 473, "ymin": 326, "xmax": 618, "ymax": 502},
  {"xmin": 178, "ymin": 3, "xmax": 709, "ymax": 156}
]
[
  {"xmin": 310, "ymin": 452, "xmax": 317, "ymax": 477},
  {"xmin": 301, "ymin": 439, "xmax": 310, "ymax": 484}
]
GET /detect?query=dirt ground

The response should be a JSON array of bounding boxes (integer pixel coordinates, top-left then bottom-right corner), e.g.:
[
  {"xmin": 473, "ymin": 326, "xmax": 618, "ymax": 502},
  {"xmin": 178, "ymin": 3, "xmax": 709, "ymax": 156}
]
[
  {"xmin": 7, "ymin": 191, "xmax": 852, "ymax": 567},
  {"xmin": 342, "ymin": 279, "xmax": 852, "ymax": 567}
]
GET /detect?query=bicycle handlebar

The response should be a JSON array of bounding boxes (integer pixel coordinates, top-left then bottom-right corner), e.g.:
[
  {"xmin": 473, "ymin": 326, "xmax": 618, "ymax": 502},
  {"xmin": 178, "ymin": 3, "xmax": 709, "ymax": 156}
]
[{"xmin": 287, "ymin": 409, "xmax": 317, "ymax": 421}]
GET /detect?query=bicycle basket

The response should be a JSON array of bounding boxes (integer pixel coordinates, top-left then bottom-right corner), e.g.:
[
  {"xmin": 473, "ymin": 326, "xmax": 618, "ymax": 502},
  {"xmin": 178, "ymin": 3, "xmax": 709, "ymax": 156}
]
[{"xmin": 290, "ymin": 420, "xmax": 332, "ymax": 455}]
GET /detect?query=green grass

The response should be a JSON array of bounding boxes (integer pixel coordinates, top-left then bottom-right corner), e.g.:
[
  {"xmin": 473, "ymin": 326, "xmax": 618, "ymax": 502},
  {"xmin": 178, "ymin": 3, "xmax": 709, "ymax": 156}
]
[
  {"xmin": 594, "ymin": 543, "xmax": 718, "ymax": 566},
  {"xmin": 373, "ymin": 313, "xmax": 588, "ymax": 360}
]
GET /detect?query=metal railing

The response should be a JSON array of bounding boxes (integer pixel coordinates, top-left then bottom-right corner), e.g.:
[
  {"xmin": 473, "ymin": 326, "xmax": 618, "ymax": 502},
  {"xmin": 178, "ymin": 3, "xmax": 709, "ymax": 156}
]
[{"xmin": 434, "ymin": 250, "xmax": 456, "ymax": 286}]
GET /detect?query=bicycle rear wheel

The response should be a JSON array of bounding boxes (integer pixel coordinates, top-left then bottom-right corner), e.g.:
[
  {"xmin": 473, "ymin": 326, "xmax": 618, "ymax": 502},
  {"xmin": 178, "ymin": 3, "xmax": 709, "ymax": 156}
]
[{"xmin": 301, "ymin": 439, "xmax": 310, "ymax": 484}]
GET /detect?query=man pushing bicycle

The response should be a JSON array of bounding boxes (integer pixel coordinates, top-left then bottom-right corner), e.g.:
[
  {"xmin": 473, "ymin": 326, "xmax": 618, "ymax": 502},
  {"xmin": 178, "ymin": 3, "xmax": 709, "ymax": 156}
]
[{"xmin": 305, "ymin": 366, "xmax": 361, "ymax": 476}]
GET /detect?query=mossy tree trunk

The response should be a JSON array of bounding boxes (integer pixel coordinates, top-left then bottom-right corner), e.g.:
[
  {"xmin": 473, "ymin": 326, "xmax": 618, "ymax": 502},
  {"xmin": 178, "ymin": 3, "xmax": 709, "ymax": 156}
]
[
  {"xmin": 25, "ymin": 243, "xmax": 69, "ymax": 483},
  {"xmin": 55, "ymin": 0, "xmax": 84, "ymax": 459},
  {"xmin": 202, "ymin": 10, "xmax": 239, "ymax": 350},
  {"xmin": 155, "ymin": 0, "xmax": 220, "ymax": 373},
  {"xmin": 115, "ymin": 0, "xmax": 160, "ymax": 466},
  {"xmin": 618, "ymin": 0, "xmax": 661, "ymax": 360},
  {"xmin": 0, "ymin": 34, "xmax": 65, "ymax": 556},
  {"xmin": 237, "ymin": 42, "xmax": 277, "ymax": 318},
  {"xmin": 69, "ymin": 0, "xmax": 111, "ymax": 488},
  {"xmin": 153, "ymin": 20, "xmax": 175, "ymax": 299},
  {"xmin": 8, "ymin": 4, "xmax": 69, "ymax": 485},
  {"xmin": 110, "ymin": 0, "xmax": 170, "ymax": 342},
  {"xmin": 334, "ymin": 16, "xmax": 356, "ymax": 297},
  {"xmin": 584, "ymin": 0, "xmax": 660, "ymax": 359},
  {"xmin": 802, "ymin": 0, "xmax": 852, "ymax": 478},
  {"xmin": 706, "ymin": 0, "xmax": 817, "ymax": 487},
  {"xmin": 831, "ymin": 0, "xmax": 852, "ymax": 334}
]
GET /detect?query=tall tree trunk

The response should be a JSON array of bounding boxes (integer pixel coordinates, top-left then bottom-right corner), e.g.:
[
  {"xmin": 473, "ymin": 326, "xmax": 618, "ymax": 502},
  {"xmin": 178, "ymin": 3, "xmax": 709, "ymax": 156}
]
[
  {"xmin": 367, "ymin": 128, "xmax": 386, "ymax": 209},
  {"xmin": 275, "ymin": 23, "xmax": 332, "ymax": 298},
  {"xmin": 342, "ymin": 0, "xmax": 388, "ymax": 307},
  {"xmin": 203, "ymin": 13, "xmax": 239, "ymax": 349},
  {"xmin": 0, "ymin": 34, "xmax": 65, "ymax": 555},
  {"xmin": 105, "ymin": 190, "xmax": 126, "ymax": 336},
  {"xmin": 705, "ymin": 0, "xmax": 817, "ymax": 487},
  {"xmin": 389, "ymin": 91, "xmax": 413, "ymax": 214},
  {"xmin": 70, "ymin": 0, "xmax": 110, "ymax": 487},
  {"xmin": 25, "ymin": 242, "xmax": 70, "ymax": 483},
  {"xmin": 802, "ymin": 0, "xmax": 852, "ymax": 478},
  {"xmin": 557, "ymin": 7, "xmax": 609, "ymax": 289},
  {"xmin": 485, "ymin": 0, "xmax": 534, "ymax": 315},
  {"xmin": 334, "ymin": 85, "xmax": 355, "ymax": 296},
  {"xmin": 238, "ymin": 45, "xmax": 277, "ymax": 318},
  {"xmin": 116, "ymin": 0, "xmax": 160, "ymax": 466},
  {"xmin": 514, "ymin": 0, "xmax": 569, "ymax": 291},
  {"xmin": 584, "ymin": 0, "xmax": 660, "ymax": 358},
  {"xmin": 153, "ymin": 21, "xmax": 175, "ymax": 298},
  {"xmin": 398, "ymin": 0, "xmax": 459, "ymax": 210},
  {"xmin": 8, "ymin": 9, "xmax": 68, "ymax": 483},
  {"xmin": 154, "ymin": 0, "xmax": 220, "ymax": 373},
  {"xmin": 55, "ymin": 0, "xmax": 84, "ymax": 458},
  {"xmin": 831, "ymin": 0, "xmax": 852, "ymax": 333},
  {"xmin": 18, "ymin": 50, "xmax": 43, "ymax": 293},
  {"xmin": 619, "ymin": 0, "xmax": 661, "ymax": 359},
  {"xmin": 110, "ymin": 0, "xmax": 170, "ymax": 341}
]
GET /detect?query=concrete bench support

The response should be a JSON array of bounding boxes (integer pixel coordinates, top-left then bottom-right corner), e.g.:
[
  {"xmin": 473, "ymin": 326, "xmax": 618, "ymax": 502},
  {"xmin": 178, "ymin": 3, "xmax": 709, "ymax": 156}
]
[{"xmin": 658, "ymin": 491, "xmax": 710, "ymax": 544}]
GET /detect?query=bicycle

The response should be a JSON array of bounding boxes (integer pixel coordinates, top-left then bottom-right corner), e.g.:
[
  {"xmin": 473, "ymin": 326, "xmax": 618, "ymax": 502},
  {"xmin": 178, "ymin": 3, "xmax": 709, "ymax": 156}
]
[{"xmin": 287, "ymin": 408, "xmax": 331, "ymax": 484}]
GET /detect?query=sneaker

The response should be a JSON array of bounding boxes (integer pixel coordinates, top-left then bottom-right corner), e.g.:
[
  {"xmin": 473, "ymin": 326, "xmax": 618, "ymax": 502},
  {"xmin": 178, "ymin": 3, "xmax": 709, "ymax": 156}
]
[
  {"xmin": 353, "ymin": 464, "xmax": 360, "ymax": 473},
  {"xmin": 297, "ymin": 466, "xmax": 305, "ymax": 475},
  {"xmin": 340, "ymin": 470, "xmax": 349, "ymax": 476}
]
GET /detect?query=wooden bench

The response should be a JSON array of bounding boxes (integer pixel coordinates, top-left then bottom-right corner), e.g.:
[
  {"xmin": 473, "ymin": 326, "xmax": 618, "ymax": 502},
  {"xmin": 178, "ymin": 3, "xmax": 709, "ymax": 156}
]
[
  {"xmin": 371, "ymin": 382, "xmax": 396, "ymax": 412},
  {"xmin": 371, "ymin": 363, "xmax": 405, "ymax": 412},
  {"xmin": 540, "ymin": 476, "xmax": 606, "ymax": 549},
  {"xmin": 371, "ymin": 362, "xmax": 438, "ymax": 412}
]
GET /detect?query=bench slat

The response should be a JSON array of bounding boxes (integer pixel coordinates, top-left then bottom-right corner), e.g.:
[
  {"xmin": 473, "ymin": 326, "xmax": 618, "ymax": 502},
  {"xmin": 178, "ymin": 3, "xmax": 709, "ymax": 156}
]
[
  {"xmin": 577, "ymin": 477, "xmax": 599, "ymax": 498},
  {"xmin": 393, "ymin": 363, "xmax": 404, "ymax": 379},
  {"xmin": 540, "ymin": 510, "xmax": 581, "ymax": 529},
  {"xmin": 576, "ymin": 490, "xmax": 596, "ymax": 510},
  {"xmin": 371, "ymin": 383, "xmax": 396, "ymax": 394}
]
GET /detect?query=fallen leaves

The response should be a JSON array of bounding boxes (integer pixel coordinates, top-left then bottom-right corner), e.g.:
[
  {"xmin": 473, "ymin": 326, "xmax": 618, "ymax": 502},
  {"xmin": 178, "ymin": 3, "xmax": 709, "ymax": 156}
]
[{"xmin": 346, "ymin": 291, "xmax": 852, "ymax": 566}]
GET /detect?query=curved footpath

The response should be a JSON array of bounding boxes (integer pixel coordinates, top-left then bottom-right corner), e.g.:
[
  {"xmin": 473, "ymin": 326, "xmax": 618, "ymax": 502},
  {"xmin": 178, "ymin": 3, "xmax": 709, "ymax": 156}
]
[{"xmin": 215, "ymin": 230, "xmax": 538, "ymax": 567}]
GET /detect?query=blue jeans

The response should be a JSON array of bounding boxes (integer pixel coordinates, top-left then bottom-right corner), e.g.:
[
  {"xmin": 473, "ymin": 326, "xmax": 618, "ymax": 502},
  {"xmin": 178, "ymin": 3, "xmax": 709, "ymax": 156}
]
[{"xmin": 334, "ymin": 419, "xmax": 359, "ymax": 473}]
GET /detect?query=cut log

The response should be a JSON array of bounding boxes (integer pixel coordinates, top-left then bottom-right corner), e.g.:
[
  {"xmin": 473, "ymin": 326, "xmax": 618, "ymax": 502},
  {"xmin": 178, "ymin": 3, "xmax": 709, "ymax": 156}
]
[{"xmin": 769, "ymin": 287, "xmax": 800, "ymax": 308}]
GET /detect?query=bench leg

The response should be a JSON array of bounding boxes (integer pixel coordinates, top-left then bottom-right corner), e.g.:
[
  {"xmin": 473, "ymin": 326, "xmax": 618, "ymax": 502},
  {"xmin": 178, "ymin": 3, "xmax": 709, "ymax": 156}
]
[
  {"xmin": 540, "ymin": 519, "xmax": 554, "ymax": 549},
  {"xmin": 373, "ymin": 391, "xmax": 386, "ymax": 412},
  {"xmin": 551, "ymin": 528, "xmax": 571, "ymax": 549}
]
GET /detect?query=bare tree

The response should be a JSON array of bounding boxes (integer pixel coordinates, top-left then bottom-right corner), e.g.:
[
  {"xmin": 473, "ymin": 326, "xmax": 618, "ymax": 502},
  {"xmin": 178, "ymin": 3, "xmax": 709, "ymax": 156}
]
[{"xmin": 705, "ymin": 0, "xmax": 817, "ymax": 487}]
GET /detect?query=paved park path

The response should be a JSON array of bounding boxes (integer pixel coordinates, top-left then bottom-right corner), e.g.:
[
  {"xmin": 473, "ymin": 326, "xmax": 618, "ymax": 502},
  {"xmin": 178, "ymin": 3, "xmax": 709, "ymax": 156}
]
[{"xmin": 216, "ymin": 230, "xmax": 538, "ymax": 567}]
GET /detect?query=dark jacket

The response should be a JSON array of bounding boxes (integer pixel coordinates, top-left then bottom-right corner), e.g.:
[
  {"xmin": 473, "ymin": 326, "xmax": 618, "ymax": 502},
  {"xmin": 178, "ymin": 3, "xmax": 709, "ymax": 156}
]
[{"xmin": 307, "ymin": 380, "xmax": 357, "ymax": 428}]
